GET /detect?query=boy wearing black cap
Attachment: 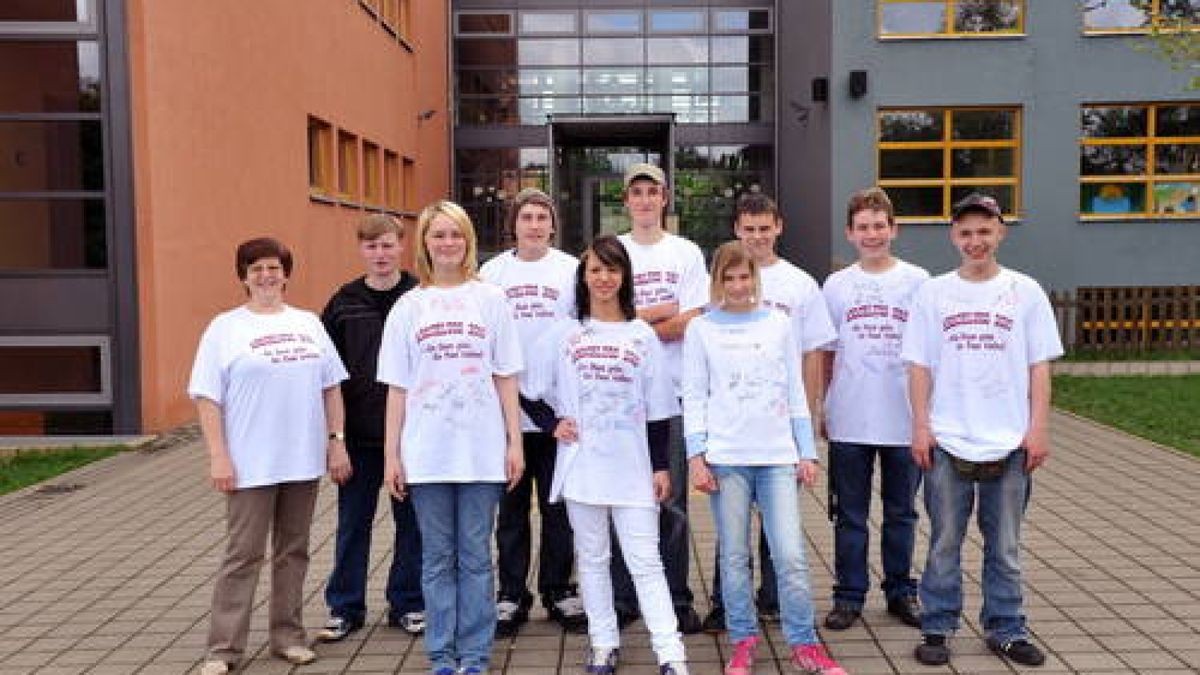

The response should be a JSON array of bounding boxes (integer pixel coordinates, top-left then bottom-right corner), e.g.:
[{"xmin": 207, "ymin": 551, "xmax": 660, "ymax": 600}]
[{"xmin": 900, "ymin": 194, "xmax": 1062, "ymax": 668}]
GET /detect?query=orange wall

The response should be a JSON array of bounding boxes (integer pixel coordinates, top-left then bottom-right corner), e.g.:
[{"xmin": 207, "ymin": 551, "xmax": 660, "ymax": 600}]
[{"xmin": 127, "ymin": 1, "xmax": 451, "ymax": 432}]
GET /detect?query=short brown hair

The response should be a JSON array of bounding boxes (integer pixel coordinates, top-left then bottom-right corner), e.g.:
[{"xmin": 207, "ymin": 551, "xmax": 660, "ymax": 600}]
[
  {"xmin": 708, "ymin": 240, "xmax": 760, "ymax": 306},
  {"xmin": 235, "ymin": 237, "xmax": 293, "ymax": 280},
  {"xmin": 845, "ymin": 187, "xmax": 895, "ymax": 229},
  {"xmin": 356, "ymin": 213, "xmax": 405, "ymax": 242},
  {"xmin": 413, "ymin": 200, "xmax": 479, "ymax": 286},
  {"xmin": 502, "ymin": 188, "xmax": 558, "ymax": 238},
  {"xmin": 733, "ymin": 192, "xmax": 781, "ymax": 224}
]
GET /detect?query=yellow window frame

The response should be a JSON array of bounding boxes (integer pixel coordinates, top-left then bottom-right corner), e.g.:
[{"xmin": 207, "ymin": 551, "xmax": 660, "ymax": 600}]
[
  {"xmin": 878, "ymin": 0, "xmax": 1026, "ymax": 39},
  {"xmin": 307, "ymin": 116, "xmax": 334, "ymax": 197},
  {"xmin": 877, "ymin": 106, "xmax": 1023, "ymax": 222},
  {"xmin": 337, "ymin": 130, "xmax": 360, "ymax": 202},
  {"xmin": 1082, "ymin": 0, "xmax": 1200, "ymax": 35},
  {"xmin": 1080, "ymin": 102, "xmax": 1200, "ymax": 219}
]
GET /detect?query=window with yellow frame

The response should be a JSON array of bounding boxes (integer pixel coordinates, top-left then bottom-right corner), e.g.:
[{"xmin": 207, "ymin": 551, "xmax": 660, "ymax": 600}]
[
  {"xmin": 1080, "ymin": 103, "xmax": 1200, "ymax": 218},
  {"xmin": 877, "ymin": 107, "xmax": 1022, "ymax": 221},
  {"xmin": 337, "ymin": 130, "xmax": 359, "ymax": 201},
  {"xmin": 307, "ymin": 116, "xmax": 334, "ymax": 196},
  {"xmin": 1082, "ymin": 0, "xmax": 1200, "ymax": 33},
  {"xmin": 879, "ymin": 0, "xmax": 1024, "ymax": 38}
]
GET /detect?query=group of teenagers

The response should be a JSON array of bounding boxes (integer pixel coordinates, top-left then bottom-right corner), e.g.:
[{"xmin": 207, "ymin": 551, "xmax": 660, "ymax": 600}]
[{"xmin": 189, "ymin": 160, "xmax": 1063, "ymax": 675}]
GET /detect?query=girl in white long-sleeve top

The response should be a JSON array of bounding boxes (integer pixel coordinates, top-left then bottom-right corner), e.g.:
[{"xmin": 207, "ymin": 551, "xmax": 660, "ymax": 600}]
[{"xmin": 683, "ymin": 241, "xmax": 848, "ymax": 675}]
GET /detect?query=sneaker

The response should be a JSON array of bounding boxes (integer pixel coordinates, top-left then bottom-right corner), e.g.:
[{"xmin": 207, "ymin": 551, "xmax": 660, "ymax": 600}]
[
  {"xmin": 584, "ymin": 646, "xmax": 619, "ymax": 674},
  {"xmin": 389, "ymin": 610, "xmax": 426, "ymax": 635},
  {"xmin": 987, "ymin": 637, "xmax": 1046, "ymax": 667},
  {"xmin": 276, "ymin": 645, "xmax": 317, "ymax": 665},
  {"xmin": 886, "ymin": 595, "xmax": 922, "ymax": 628},
  {"xmin": 725, "ymin": 636, "xmax": 759, "ymax": 675},
  {"xmin": 495, "ymin": 598, "xmax": 530, "ymax": 639},
  {"xmin": 914, "ymin": 634, "xmax": 950, "ymax": 666},
  {"xmin": 659, "ymin": 662, "xmax": 690, "ymax": 675},
  {"xmin": 615, "ymin": 607, "xmax": 641, "ymax": 630},
  {"xmin": 822, "ymin": 605, "xmax": 860, "ymax": 631},
  {"xmin": 546, "ymin": 592, "xmax": 588, "ymax": 633},
  {"xmin": 315, "ymin": 615, "xmax": 362, "ymax": 642},
  {"xmin": 198, "ymin": 660, "xmax": 229, "ymax": 675},
  {"xmin": 701, "ymin": 606, "xmax": 726, "ymax": 633},
  {"xmin": 675, "ymin": 606, "xmax": 703, "ymax": 635},
  {"xmin": 790, "ymin": 643, "xmax": 846, "ymax": 675}
]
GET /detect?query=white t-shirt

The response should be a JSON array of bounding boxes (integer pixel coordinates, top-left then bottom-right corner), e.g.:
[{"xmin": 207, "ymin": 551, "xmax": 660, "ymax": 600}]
[
  {"xmin": 759, "ymin": 259, "xmax": 837, "ymax": 353},
  {"xmin": 901, "ymin": 268, "xmax": 1064, "ymax": 462},
  {"xmin": 682, "ymin": 309, "xmax": 811, "ymax": 465},
  {"xmin": 822, "ymin": 260, "xmax": 930, "ymax": 445},
  {"xmin": 546, "ymin": 319, "xmax": 678, "ymax": 508},
  {"xmin": 618, "ymin": 231, "xmax": 709, "ymax": 395},
  {"xmin": 188, "ymin": 305, "xmax": 348, "ymax": 489},
  {"xmin": 376, "ymin": 281, "xmax": 523, "ymax": 483},
  {"xmin": 480, "ymin": 248, "xmax": 578, "ymax": 432}
]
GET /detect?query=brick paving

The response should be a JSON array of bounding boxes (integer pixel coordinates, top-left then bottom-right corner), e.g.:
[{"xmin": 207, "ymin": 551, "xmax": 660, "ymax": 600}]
[{"xmin": 1, "ymin": 411, "xmax": 1198, "ymax": 674}]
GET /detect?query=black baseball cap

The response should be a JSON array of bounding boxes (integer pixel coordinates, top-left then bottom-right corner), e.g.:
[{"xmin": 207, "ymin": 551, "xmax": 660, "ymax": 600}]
[{"xmin": 951, "ymin": 193, "xmax": 1004, "ymax": 223}]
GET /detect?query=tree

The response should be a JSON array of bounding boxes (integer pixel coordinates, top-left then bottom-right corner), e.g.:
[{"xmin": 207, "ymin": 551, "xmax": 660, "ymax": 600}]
[{"xmin": 1128, "ymin": 0, "xmax": 1200, "ymax": 89}]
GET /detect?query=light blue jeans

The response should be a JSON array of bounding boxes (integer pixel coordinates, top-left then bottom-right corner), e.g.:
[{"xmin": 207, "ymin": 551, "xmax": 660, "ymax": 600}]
[
  {"xmin": 409, "ymin": 482, "xmax": 505, "ymax": 672},
  {"xmin": 920, "ymin": 447, "xmax": 1031, "ymax": 643},
  {"xmin": 710, "ymin": 464, "xmax": 818, "ymax": 646}
]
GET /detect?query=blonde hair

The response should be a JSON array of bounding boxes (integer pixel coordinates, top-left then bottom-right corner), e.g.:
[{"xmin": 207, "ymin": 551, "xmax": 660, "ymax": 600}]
[
  {"xmin": 356, "ymin": 213, "xmax": 405, "ymax": 241},
  {"xmin": 414, "ymin": 200, "xmax": 479, "ymax": 286},
  {"xmin": 708, "ymin": 240, "xmax": 761, "ymax": 306}
]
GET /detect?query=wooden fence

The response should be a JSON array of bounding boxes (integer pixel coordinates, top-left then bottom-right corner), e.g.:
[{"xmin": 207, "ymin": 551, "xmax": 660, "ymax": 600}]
[{"xmin": 1049, "ymin": 286, "xmax": 1200, "ymax": 353}]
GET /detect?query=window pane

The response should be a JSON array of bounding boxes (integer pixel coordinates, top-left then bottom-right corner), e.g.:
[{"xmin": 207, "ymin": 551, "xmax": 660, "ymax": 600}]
[
  {"xmin": 951, "ymin": 109, "xmax": 1016, "ymax": 140},
  {"xmin": 647, "ymin": 67, "xmax": 707, "ymax": 94},
  {"xmin": 0, "ymin": 198, "xmax": 106, "ymax": 269},
  {"xmin": 1081, "ymin": 145, "xmax": 1147, "ymax": 176},
  {"xmin": 520, "ymin": 147, "xmax": 548, "ymax": 171},
  {"xmin": 582, "ymin": 38, "xmax": 642, "ymax": 65},
  {"xmin": 711, "ymin": 66, "xmax": 748, "ymax": 92},
  {"xmin": 458, "ymin": 69, "xmax": 517, "ymax": 96},
  {"xmin": 953, "ymin": 1, "xmax": 1022, "ymax": 33},
  {"xmin": 647, "ymin": 37, "xmax": 708, "ymax": 64},
  {"xmin": 518, "ymin": 69, "xmax": 579, "ymax": 96},
  {"xmin": 456, "ymin": 38, "xmax": 516, "ymax": 67},
  {"xmin": 518, "ymin": 39, "xmax": 578, "ymax": 66},
  {"xmin": 582, "ymin": 95, "xmax": 644, "ymax": 115},
  {"xmin": 1082, "ymin": 106, "xmax": 1148, "ymax": 138},
  {"xmin": 0, "ymin": 345, "xmax": 102, "ymax": 394},
  {"xmin": 648, "ymin": 95, "xmax": 710, "ymax": 123},
  {"xmin": 889, "ymin": 186, "xmax": 944, "ymax": 217},
  {"xmin": 1083, "ymin": 0, "xmax": 1149, "ymax": 30},
  {"xmin": 0, "ymin": 41, "xmax": 100, "ymax": 113},
  {"xmin": 1153, "ymin": 181, "xmax": 1200, "ymax": 213},
  {"xmin": 710, "ymin": 145, "xmax": 772, "ymax": 170},
  {"xmin": 1161, "ymin": 0, "xmax": 1200, "ymax": 23},
  {"xmin": 585, "ymin": 11, "xmax": 640, "ymax": 34},
  {"xmin": 458, "ymin": 97, "xmax": 518, "ymax": 124},
  {"xmin": 520, "ymin": 12, "xmax": 576, "ymax": 34},
  {"xmin": 519, "ymin": 97, "xmax": 580, "ymax": 124},
  {"xmin": 1156, "ymin": 144, "xmax": 1200, "ymax": 174},
  {"xmin": 952, "ymin": 148, "xmax": 1014, "ymax": 177},
  {"xmin": 713, "ymin": 10, "xmax": 770, "ymax": 32},
  {"xmin": 880, "ymin": 110, "xmax": 943, "ymax": 142},
  {"xmin": 0, "ymin": 120, "xmax": 103, "ymax": 190},
  {"xmin": 712, "ymin": 36, "xmax": 771, "ymax": 63},
  {"xmin": 880, "ymin": 149, "xmax": 944, "ymax": 179},
  {"xmin": 649, "ymin": 11, "xmax": 705, "ymax": 33},
  {"xmin": 1156, "ymin": 105, "xmax": 1200, "ymax": 137},
  {"xmin": 1081, "ymin": 182, "xmax": 1145, "ymax": 214},
  {"xmin": 583, "ymin": 68, "xmax": 641, "ymax": 94},
  {"xmin": 458, "ymin": 13, "xmax": 511, "ymax": 34},
  {"xmin": 880, "ymin": 2, "xmax": 946, "ymax": 35},
  {"xmin": 950, "ymin": 185, "xmax": 1014, "ymax": 213},
  {"xmin": 0, "ymin": 0, "xmax": 92, "ymax": 22}
]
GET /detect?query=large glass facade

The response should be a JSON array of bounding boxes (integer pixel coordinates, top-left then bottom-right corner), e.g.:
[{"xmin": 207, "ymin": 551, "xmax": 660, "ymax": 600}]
[{"xmin": 453, "ymin": 4, "xmax": 775, "ymax": 256}]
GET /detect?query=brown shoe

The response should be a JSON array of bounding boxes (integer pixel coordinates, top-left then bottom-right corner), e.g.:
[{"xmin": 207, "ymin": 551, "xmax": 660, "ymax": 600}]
[{"xmin": 823, "ymin": 605, "xmax": 860, "ymax": 630}]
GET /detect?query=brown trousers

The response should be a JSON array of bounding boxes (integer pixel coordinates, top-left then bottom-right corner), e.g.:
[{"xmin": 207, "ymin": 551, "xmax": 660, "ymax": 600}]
[{"xmin": 206, "ymin": 479, "xmax": 320, "ymax": 663}]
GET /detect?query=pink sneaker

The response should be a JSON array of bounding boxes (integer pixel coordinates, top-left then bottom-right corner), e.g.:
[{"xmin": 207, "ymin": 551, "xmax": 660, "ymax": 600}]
[
  {"xmin": 790, "ymin": 643, "xmax": 847, "ymax": 675},
  {"xmin": 725, "ymin": 636, "xmax": 759, "ymax": 675}
]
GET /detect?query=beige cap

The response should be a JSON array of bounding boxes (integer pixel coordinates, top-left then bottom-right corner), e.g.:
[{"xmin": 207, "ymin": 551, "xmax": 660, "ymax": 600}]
[{"xmin": 623, "ymin": 162, "xmax": 666, "ymax": 188}]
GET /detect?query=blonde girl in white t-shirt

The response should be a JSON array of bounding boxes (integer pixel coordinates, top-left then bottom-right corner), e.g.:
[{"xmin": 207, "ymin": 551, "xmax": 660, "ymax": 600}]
[
  {"xmin": 683, "ymin": 242, "xmax": 847, "ymax": 675},
  {"xmin": 539, "ymin": 234, "xmax": 689, "ymax": 675},
  {"xmin": 377, "ymin": 201, "xmax": 524, "ymax": 675}
]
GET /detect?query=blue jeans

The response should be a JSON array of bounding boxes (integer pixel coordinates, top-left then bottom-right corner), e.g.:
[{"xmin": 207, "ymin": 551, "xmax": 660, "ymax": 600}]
[
  {"xmin": 325, "ymin": 440, "xmax": 423, "ymax": 623},
  {"xmin": 409, "ymin": 482, "xmax": 504, "ymax": 671},
  {"xmin": 710, "ymin": 464, "xmax": 818, "ymax": 646},
  {"xmin": 920, "ymin": 447, "xmax": 1031, "ymax": 643},
  {"xmin": 828, "ymin": 441, "xmax": 920, "ymax": 609}
]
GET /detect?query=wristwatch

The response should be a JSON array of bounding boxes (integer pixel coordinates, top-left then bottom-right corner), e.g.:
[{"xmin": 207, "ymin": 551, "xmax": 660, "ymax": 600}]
[{"xmin": 328, "ymin": 431, "xmax": 346, "ymax": 442}]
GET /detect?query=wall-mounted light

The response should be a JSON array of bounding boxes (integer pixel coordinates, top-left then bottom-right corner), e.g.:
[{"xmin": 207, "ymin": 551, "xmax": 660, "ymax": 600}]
[
  {"xmin": 417, "ymin": 109, "xmax": 437, "ymax": 122},
  {"xmin": 849, "ymin": 70, "xmax": 868, "ymax": 99},
  {"xmin": 811, "ymin": 77, "xmax": 829, "ymax": 103}
]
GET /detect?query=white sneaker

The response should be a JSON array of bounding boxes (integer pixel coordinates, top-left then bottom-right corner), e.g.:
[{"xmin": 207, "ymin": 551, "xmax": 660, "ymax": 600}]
[
  {"xmin": 198, "ymin": 660, "xmax": 229, "ymax": 675},
  {"xmin": 277, "ymin": 645, "xmax": 317, "ymax": 665}
]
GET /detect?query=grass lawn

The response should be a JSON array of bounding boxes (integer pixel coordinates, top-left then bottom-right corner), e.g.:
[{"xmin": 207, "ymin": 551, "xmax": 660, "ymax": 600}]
[
  {"xmin": 0, "ymin": 446, "xmax": 124, "ymax": 496},
  {"xmin": 1053, "ymin": 374, "xmax": 1200, "ymax": 458},
  {"xmin": 1061, "ymin": 348, "xmax": 1200, "ymax": 362}
]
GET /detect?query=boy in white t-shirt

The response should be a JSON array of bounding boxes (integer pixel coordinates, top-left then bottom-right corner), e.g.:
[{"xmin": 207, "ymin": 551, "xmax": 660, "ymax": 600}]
[
  {"xmin": 901, "ymin": 194, "xmax": 1063, "ymax": 669},
  {"xmin": 614, "ymin": 162, "xmax": 708, "ymax": 634},
  {"xmin": 821, "ymin": 188, "xmax": 928, "ymax": 632}
]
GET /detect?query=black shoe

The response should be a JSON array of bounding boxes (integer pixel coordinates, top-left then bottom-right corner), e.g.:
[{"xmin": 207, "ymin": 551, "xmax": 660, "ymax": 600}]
[
  {"xmin": 700, "ymin": 606, "xmax": 725, "ymax": 633},
  {"xmin": 987, "ymin": 637, "xmax": 1046, "ymax": 667},
  {"xmin": 823, "ymin": 605, "xmax": 860, "ymax": 630},
  {"xmin": 315, "ymin": 615, "xmax": 363, "ymax": 642},
  {"xmin": 386, "ymin": 609, "xmax": 425, "ymax": 635},
  {"xmin": 545, "ymin": 592, "xmax": 588, "ymax": 633},
  {"xmin": 495, "ymin": 597, "xmax": 530, "ymax": 639},
  {"xmin": 914, "ymin": 634, "xmax": 950, "ymax": 666},
  {"xmin": 887, "ymin": 595, "xmax": 922, "ymax": 628},
  {"xmin": 616, "ymin": 606, "xmax": 641, "ymax": 630},
  {"xmin": 675, "ymin": 606, "xmax": 703, "ymax": 635}
]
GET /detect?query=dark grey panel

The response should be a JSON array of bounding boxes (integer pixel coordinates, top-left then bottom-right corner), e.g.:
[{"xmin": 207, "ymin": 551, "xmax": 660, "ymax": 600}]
[{"xmin": 0, "ymin": 275, "xmax": 110, "ymax": 331}]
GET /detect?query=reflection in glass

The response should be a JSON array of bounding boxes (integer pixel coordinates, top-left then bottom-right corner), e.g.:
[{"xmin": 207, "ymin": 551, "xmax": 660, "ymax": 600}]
[
  {"xmin": 648, "ymin": 95, "xmax": 709, "ymax": 123},
  {"xmin": 518, "ymin": 38, "xmax": 578, "ymax": 66},
  {"xmin": 582, "ymin": 95, "xmax": 644, "ymax": 115},
  {"xmin": 950, "ymin": 185, "xmax": 1013, "ymax": 213},
  {"xmin": 457, "ymin": 13, "xmax": 512, "ymax": 34},
  {"xmin": 583, "ymin": 69, "xmax": 641, "ymax": 94},
  {"xmin": 1162, "ymin": 0, "xmax": 1200, "ymax": 23},
  {"xmin": 458, "ymin": 69, "xmax": 517, "ymax": 96},
  {"xmin": 647, "ymin": 67, "xmax": 707, "ymax": 94},
  {"xmin": 518, "ymin": 69, "xmax": 580, "ymax": 96},
  {"xmin": 520, "ymin": 147, "xmax": 548, "ymax": 171},
  {"xmin": 1156, "ymin": 105, "xmax": 1200, "ymax": 137},
  {"xmin": 649, "ymin": 10, "xmax": 705, "ymax": 33},
  {"xmin": 880, "ymin": 149, "xmax": 944, "ymax": 179},
  {"xmin": 1081, "ymin": 106, "xmax": 1147, "ymax": 138},
  {"xmin": 0, "ymin": 41, "xmax": 100, "ymax": 113},
  {"xmin": 1154, "ymin": 182, "xmax": 1200, "ymax": 213},
  {"xmin": 585, "ymin": 11, "xmax": 640, "ymax": 33},
  {"xmin": 952, "ymin": 148, "xmax": 1014, "ymax": 177},
  {"xmin": 1081, "ymin": 182, "xmax": 1144, "ymax": 214},
  {"xmin": 712, "ymin": 95, "xmax": 767, "ymax": 123},
  {"xmin": 712, "ymin": 36, "xmax": 771, "ymax": 63},
  {"xmin": 583, "ymin": 38, "xmax": 643, "ymax": 65},
  {"xmin": 713, "ymin": 10, "xmax": 770, "ymax": 32},
  {"xmin": 0, "ymin": 120, "xmax": 103, "ymax": 191},
  {"xmin": 880, "ymin": 111, "xmax": 943, "ymax": 142},
  {"xmin": 710, "ymin": 145, "xmax": 772, "ymax": 170},
  {"xmin": 519, "ymin": 96, "xmax": 580, "ymax": 124},
  {"xmin": 647, "ymin": 37, "xmax": 708, "ymax": 64},
  {"xmin": 0, "ymin": 198, "xmax": 106, "ymax": 269},
  {"xmin": 888, "ymin": 186, "xmax": 943, "ymax": 217},
  {"xmin": 0, "ymin": 0, "xmax": 92, "ymax": 22},
  {"xmin": 711, "ymin": 66, "xmax": 752, "ymax": 92},
  {"xmin": 520, "ymin": 12, "xmax": 576, "ymax": 34},
  {"xmin": 1080, "ymin": 145, "xmax": 1147, "ymax": 176},
  {"xmin": 457, "ymin": 97, "xmax": 518, "ymax": 125},
  {"xmin": 952, "ymin": 109, "xmax": 1016, "ymax": 140},
  {"xmin": 456, "ymin": 38, "xmax": 517, "ymax": 67},
  {"xmin": 1083, "ymin": 0, "xmax": 1148, "ymax": 30},
  {"xmin": 880, "ymin": 2, "xmax": 946, "ymax": 35},
  {"xmin": 953, "ymin": 1, "xmax": 1021, "ymax": 33},
  {"xmin": 1156, "ymin": 144, "xmax": 1200, "ymax": 174}
]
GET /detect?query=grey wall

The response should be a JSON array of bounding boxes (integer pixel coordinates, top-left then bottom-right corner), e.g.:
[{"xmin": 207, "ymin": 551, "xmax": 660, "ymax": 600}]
[{"xmin": 809, "ymin": 1, "xmax": 1197, "ymax": 291}]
